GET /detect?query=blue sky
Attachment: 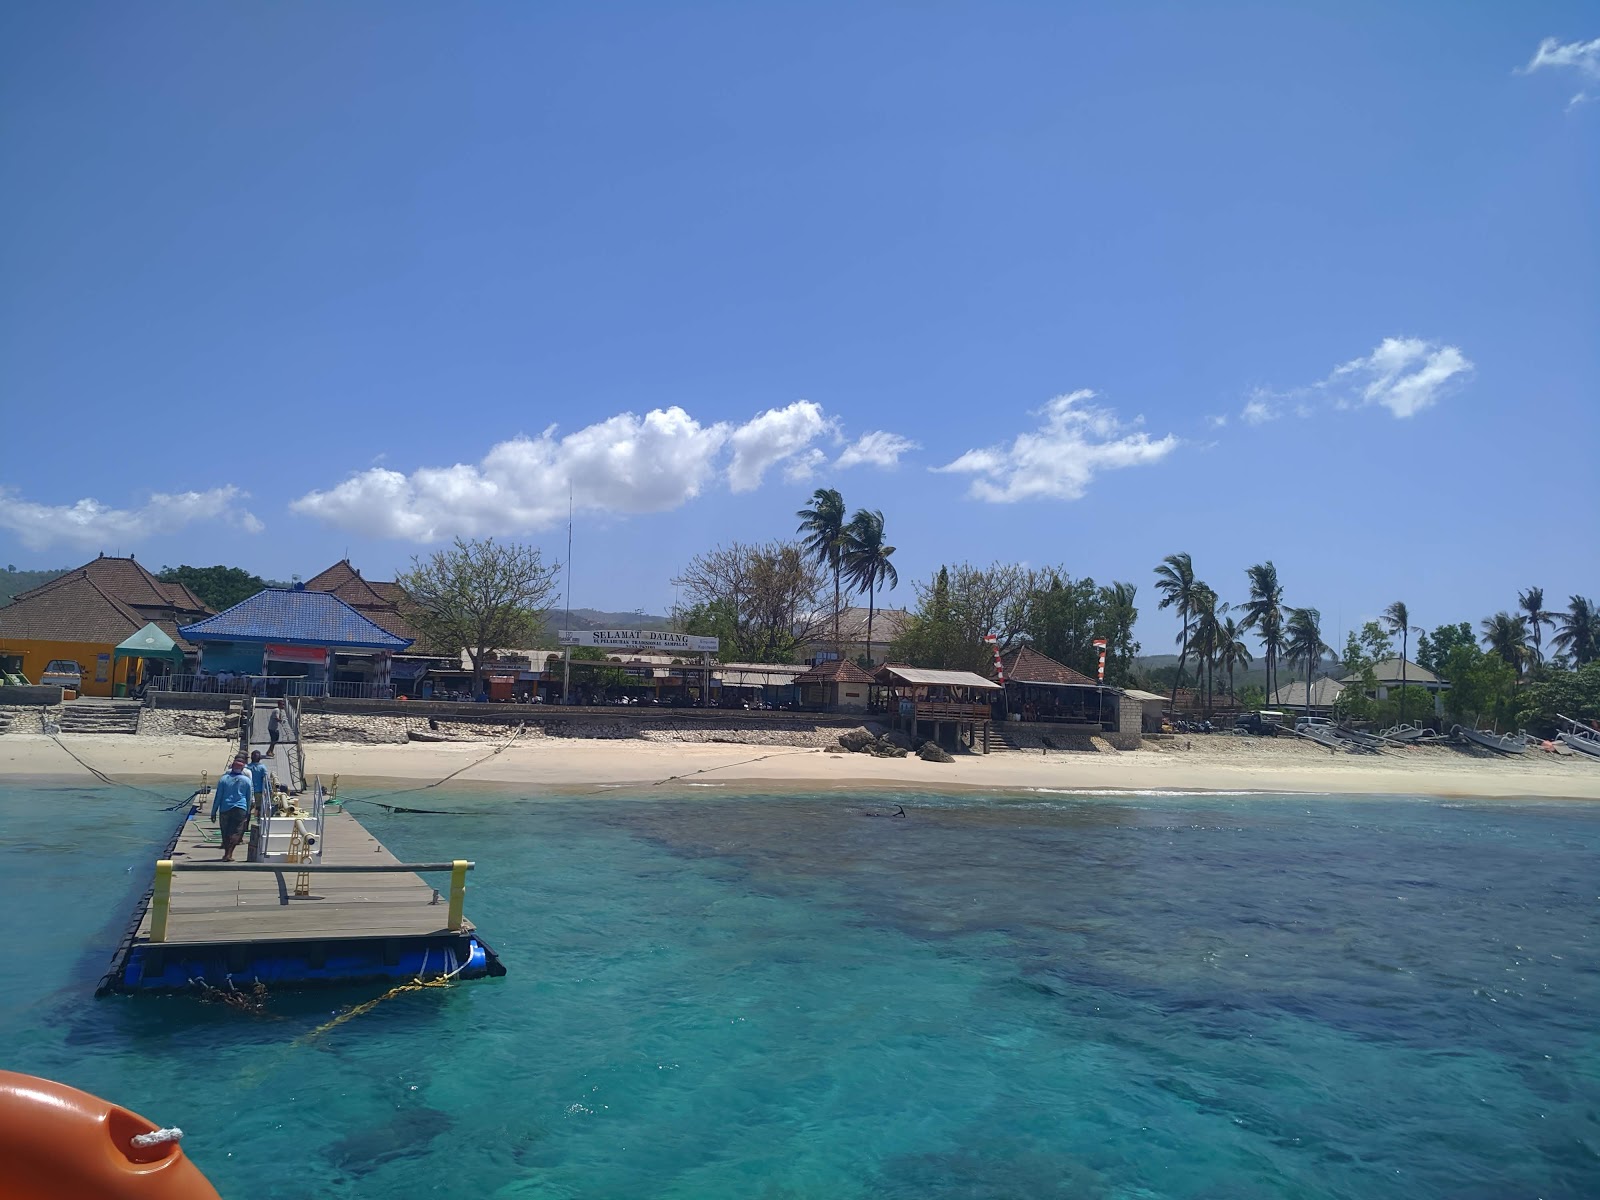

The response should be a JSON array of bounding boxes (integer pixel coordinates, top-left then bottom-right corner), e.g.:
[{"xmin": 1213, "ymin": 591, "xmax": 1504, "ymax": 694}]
[{"xmin": 2, "ymin": 3, "xmax": 1595, "ymax": 650}]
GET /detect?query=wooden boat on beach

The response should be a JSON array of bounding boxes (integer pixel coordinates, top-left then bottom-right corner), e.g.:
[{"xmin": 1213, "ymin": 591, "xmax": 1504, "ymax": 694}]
[
  {"xmin": 1555, "ymin": 714, "xmax": 1600, "ymax": 760},
  {"xmin": 1452, "ymin": 725, "xmax": 1528, "ymax": 755}
]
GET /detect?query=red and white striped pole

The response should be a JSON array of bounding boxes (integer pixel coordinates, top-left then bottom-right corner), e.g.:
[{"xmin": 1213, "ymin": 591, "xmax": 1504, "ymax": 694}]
[
  {"xmin": 1092, "ymin": 638, "xmax": 1108, "ymax": 683},
  {"xmin": 985, "ymin": 634, "xmax": 1005, "ymax": 683}
]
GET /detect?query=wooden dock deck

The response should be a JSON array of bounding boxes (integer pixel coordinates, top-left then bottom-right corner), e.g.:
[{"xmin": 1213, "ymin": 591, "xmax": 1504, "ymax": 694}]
[{"xmin": 133, "ymin": 808, "xmax": 471, "ymax": 946}]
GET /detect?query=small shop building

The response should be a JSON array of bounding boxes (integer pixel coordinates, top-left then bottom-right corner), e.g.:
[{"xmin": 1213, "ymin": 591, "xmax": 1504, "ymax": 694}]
[
  {"xmin": 794, "ymin": 658, "xmax": 876, "ymax": 712},
  {"xmin": 177, "ymin": 586, "xmax": 412, "ymax": 696},
  {"xmin": 875, "ymin": 663, "xmax": 1001, "ymax": 752},
  {"xmin": 996, "ymin": 645, "xmax": 1123, "ymax": 729}
]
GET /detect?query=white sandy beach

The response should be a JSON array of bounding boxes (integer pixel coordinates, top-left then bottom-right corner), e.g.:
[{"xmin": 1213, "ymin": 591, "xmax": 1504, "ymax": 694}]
[{"xmin": 3, "ymin": 731, "xmax": 1597, "ymax": 800}]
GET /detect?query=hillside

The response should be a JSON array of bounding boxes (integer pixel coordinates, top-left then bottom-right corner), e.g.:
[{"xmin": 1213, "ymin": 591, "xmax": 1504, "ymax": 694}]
[
  {"xmin": 541, "ymin": 608, "xmax": 672, "ymax": 639},
  {"xmin": 0, "ymin": 566, "xmax": 71, "ymax": 607}
]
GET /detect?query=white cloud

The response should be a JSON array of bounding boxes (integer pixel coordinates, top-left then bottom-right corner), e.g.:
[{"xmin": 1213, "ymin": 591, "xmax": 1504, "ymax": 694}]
[
  {"xmin": 1520, "ymin": 36, "xmax": 1600, "ymax": 109},
  {"xmin": 726, "ymin": 401, "xmax": 833, "ymax": 493},
  {"xmin": 1239, "ymin": 336, "xmax": 1473, "ymax": 425},
  {"xmin": 836, "ymin": 430, "xmax": 919, "ymax": 470},
  {"xmin": 782, "ymin": 448, "xmax": 829, "ymax": 484},
  {"xmin": 293, "ymin": 399, "xmax": 904, "ymax": 541},
  {"xmin": 293, "ymin": 407, "xmax": 732, "ymax": 540},
  {"xmin": 1328, "ymin": 336, "xmax": 1473, "ymax": 418},
  {"xmin": 1240, "ymin": 390, "xmax": 1280, "ymax": 424},
  {"xmin": 0, "ymin": 486, "xmax": 262, "ymax": 552},
  {"xmin": 934, "ymin": 390, "xmax": 1178, "ymax": 503},
  {"xmin": 1207, "ymin": 414, "xmax": 1229, "ymax": 429}
]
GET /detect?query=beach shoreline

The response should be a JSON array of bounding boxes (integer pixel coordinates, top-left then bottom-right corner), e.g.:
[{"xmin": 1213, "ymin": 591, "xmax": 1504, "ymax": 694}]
[{"xmin": 3, "ymin": 732, "xmax": 1597, "ymax": 801}]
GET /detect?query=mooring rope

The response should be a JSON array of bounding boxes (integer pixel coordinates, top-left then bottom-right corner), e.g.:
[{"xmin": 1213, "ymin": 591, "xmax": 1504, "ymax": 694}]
[
  {"xmin": 337, "ymin": 723, "xmax": 525, "ymax": 813},
  {"xmin": 44, "ymin": 734, "xmax": 199, "ymax": 808}
]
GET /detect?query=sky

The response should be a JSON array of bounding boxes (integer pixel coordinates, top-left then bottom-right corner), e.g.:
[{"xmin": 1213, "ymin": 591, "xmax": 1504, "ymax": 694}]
[{"xmin": 1, "ymin": 3, "xmax": 1596, "ymax": 652}]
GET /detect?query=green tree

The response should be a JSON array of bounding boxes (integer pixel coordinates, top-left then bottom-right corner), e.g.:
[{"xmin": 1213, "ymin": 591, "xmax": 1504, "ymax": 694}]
[
  {"xmin": 1419, "ymin": 622, "xmax": 1475, "ymax": 674},
  {"xmin": 398, "ymin": 538, "xmax": 561, "ymax": 689},
  {"xmin": 1154, "ymin": 553, "xmax": 1198, "ymax": 714},
  {"xmin": 893, "ymin": 563, "xmax": 1030, "ymax": 673},
  {"xmin": 1442, "ymin": 644, "xmax": 1519, "ymax": 729},
  {"xmin": 1358, "ymin": 620, "xmax": 1394, "ymax": 665},
  {"xmin": 1189, "ymin": 583, "xmax": 1222, "ymax": 714},
  {"xmin": 1515, "ymin": 661, "xmax": 1600, "ymax": 735},
  {"xmin": 1096, "ymin": 581, "xmax": 1140, "ymax": 686},
  {"xmin": 157, "ymin": 564, "xmax": 269, "ymax": 611},
  {"xmin": 796, "ymin": 488, "xmax": 847, "ymax": 655},
  {"xmin": 1217, "ymin": 615, "xmax": 1252, "ymax": 706},
  {"xmin": 1382, "ymin": 600, "xmax": 1421, "ymax": 725},
  {"xmin": 1480, "ymin": 612, "xmax": 1530, "ymax": 676},
  {"xmin": 1285, "ymin": 606, "xmax": 1332, "ymax": 721},
  {"xmin": 1552, "ymin": 596, "xmax": 1599, "ymax": 666},
  {"xmin": 1341, "ymin": 631, "xmax": 1370, "ymax": 678},
  {"xmin": 1240, "ymin": 561, "xmax": 1285, "ymax": 702},
  {"xmin": 1236, "ymin": 683, "xmax": 1266, "ymax": 712},
  {"xmin": 1517, "ymin": 587, "xmax": 1555, "ymax": 666},
  {"xmin": 840, "ymin": 509, "xmax": 898, "ymax": 666}
]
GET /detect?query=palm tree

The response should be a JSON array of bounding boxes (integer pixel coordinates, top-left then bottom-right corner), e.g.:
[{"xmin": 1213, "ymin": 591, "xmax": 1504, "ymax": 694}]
[
  {"xmin": 1382, "ymin": 600, "xmax": 1422, "ymax": 725},
  {"xmin": 1551, "ymin": 596, "xmax": 1599, "ymax": 666},
  {"xmin": 1154, "ymin": 553, "xmax": 1197, "ymax": 714},
  {"xmin": 796, "ymin": 488, "xmax": 847, "ymax": 656},
  {"xmin": 1517, "ymin": 587, "xmax": 1555, "ymax": 666},
  {"xmin": 1239, "ymin": 562, "xmax": 1284, "ymax": 703},
  {"xmin": 1190, "ymin": 584, "xmax": 1221, "ymax": 715},
  {"xmin": 1479, "ymin": 612, "xmax": 1530, "ymax": 675},
  {"xmin": 1217, "ymin": 616, "xmax": 1253, "ymax": 706},
  {"xmin": 1285, "ymin": 607, "xmax": 1332, "ymax": 722},
  {"xmin": 841, "ymin": 509, "xmax": 898, "ymax": 666},
  {"xmin": 1098, "ymin": 581, "xmax": 1138, "ymax": 684}
]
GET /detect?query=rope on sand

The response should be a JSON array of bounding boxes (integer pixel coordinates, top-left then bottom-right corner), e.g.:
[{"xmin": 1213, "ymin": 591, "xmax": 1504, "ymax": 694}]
[{"xmin": 337, "ymin": 723, "xmax": 526, "ymax": 813}]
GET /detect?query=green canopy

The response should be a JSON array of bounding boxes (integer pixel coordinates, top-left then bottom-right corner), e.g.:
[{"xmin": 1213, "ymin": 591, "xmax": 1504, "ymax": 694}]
[{"xmin": 113, "ymin": 622, "xmax": 185, "ymax": 665}]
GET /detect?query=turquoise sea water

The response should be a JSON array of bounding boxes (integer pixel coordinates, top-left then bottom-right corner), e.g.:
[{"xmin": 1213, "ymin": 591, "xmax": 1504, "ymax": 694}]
[{"xmin": 1, "ymin": 784, "xmax": 1596, "ymax": 1199}]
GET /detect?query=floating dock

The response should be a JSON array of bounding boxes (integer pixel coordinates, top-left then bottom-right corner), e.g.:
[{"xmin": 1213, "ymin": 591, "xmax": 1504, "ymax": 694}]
[{"xmin": 98, "ymin": 701, "xmax": 504, "ymax": 995}]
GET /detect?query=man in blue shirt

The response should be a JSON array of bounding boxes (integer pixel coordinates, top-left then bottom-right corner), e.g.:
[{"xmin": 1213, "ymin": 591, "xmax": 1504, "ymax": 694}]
[
  {"xmin": 248, "ymin": 751, "xmax": 271, "ymax": 818},
  {"xmin": 211, "ymin": 757, "xmax": 254, "ymax": 862}
]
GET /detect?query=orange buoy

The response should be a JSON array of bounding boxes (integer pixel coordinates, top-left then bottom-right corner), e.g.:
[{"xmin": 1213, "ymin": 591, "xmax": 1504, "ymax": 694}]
[{"xmin": 0, "ymin": 1070, "xmax": 221, "ymax": 1200}]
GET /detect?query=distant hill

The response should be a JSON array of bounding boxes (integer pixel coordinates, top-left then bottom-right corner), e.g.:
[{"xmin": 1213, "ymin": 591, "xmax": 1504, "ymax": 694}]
[
  {"xmin": 0, "ymin": 566, "xmax": 71, "ymax": 607},
  {"xmin": 540, "ymin": 607, "xmax": 672, "ymax": 640}
]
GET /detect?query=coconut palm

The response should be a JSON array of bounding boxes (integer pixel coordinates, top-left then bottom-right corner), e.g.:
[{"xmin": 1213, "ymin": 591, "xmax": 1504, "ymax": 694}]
[
  {"xmin": 1551, "ymin": 595, "xmax": 1599, "ymax": 666},
  {"xmin": 1382, "ymin": 600, "xmax": 1422, "ymax": 724},
  {"xmin": 1517, "ymin": 587, "xmax": 1555, "ymax": 666},
  {"xmin": 1190, "ymin": 584, "xmax": 1221, "ymax": 714},
  {"xmin": 1239, "ymin": 562, "xmax": 1284, "ymax": 703},
  {"xmin": 796, "ymin": 488, "xmax": 847, "ymax": 655},
  {"xmin": 1479, "ymin": 612, "xmax": 1530, "ymax": 675},
  {"xmin": 1285, "ymin": 607, "xmax": 1332, "ymax": 721},
  {"xmin": 841, "ymin": 509, "xmax": 898, "ymax": 666},
  {"xmin": 1217, "ymin": 616, "xmax": 1253, "ymax": 706},
  {"xmin": 1154, "ymin": 553, "xmax": 1197, "ymax": 713}
]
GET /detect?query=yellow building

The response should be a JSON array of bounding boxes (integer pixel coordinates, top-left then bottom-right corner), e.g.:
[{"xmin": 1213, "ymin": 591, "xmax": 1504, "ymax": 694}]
[{"xmin": 0, "ymin": 556, "xmax": 210, "ymax": 697}]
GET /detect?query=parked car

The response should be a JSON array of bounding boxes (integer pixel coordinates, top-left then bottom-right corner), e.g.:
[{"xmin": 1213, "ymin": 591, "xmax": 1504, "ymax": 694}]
[
  {"xmin": 40, "ymin": 659, "xmax": 84, "ymax": 690},
  {"xmin": 1233, "ymin": 710, "xmax": 1282, "ymax": 736}
]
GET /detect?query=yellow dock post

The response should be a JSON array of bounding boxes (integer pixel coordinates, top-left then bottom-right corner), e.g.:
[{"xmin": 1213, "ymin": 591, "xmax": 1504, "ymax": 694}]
[
  {"xmin": 447, "ymin": 860, "xmax": 468, "ymax": 931},
  {"xmin": 150, "ymin": 860, "xmax": 174, "ymax": 943}
]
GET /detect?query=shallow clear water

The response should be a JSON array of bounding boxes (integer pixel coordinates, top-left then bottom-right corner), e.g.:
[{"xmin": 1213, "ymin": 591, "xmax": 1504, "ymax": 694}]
[{"xmin": 1, "ymin": 784, "xmax": 1597, "ymax": 1198}]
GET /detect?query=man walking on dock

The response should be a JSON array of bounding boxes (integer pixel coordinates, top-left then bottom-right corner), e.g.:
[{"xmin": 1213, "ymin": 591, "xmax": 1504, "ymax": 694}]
[{"xmin": 212, "ymin": 757, "xmax": 254, "ymax": 862}]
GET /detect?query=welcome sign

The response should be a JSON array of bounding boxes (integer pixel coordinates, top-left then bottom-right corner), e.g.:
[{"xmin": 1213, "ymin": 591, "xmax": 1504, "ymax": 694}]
[{"xmin": 559, "ymin": 629, "xmax": 719, "ymax": 653}]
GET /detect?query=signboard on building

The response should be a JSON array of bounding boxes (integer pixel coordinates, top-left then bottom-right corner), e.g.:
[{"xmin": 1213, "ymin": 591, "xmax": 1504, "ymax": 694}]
[
  {"xmin": 558, "ymin": 629, "xmax": 719, "ymax": 653},
  {"xmin": 265, "ymin": 644, "xmax": 329, "ymax": 665}
]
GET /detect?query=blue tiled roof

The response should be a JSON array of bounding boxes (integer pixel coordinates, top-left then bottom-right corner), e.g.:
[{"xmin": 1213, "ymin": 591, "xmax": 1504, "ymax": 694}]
[{"xmin": 179, "ymin": 588, "xmax": 414, "ymax": 650}]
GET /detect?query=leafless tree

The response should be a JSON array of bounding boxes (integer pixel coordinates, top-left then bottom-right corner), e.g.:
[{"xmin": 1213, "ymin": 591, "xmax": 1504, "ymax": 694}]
[
  {"xmin": 673, "ymin": 541, "xmax": 832, "ymax": 663},
  {"xmin": 398, "ymin": 537, "xmax": 560, "ymax": 688}
]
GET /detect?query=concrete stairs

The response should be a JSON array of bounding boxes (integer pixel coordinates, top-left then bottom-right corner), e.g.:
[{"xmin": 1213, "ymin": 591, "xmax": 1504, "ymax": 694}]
[
  {"xmin": 0, "ymin": 710, "xmax": 13, "ymax": 735},
  {"xmin": 57, "ymin": 699, "xmax": 143, "ymax": 735},
  {"xmin": 987, "ymin": 723, "xmax": 1027, "ymax": 753}
]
